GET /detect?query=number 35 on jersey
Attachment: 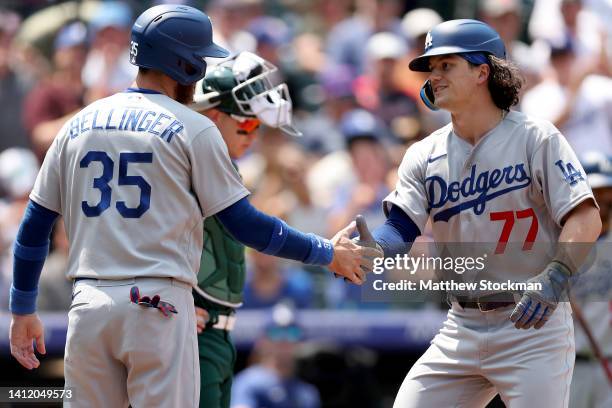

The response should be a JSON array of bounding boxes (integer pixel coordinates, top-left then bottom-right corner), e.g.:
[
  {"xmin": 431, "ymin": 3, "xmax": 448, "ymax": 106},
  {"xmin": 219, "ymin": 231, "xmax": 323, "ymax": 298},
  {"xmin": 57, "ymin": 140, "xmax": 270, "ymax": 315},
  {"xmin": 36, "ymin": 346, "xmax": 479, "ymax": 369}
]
[{"xmin": 80, "ymin": 150, "xmax": 153, "ymax": 219}]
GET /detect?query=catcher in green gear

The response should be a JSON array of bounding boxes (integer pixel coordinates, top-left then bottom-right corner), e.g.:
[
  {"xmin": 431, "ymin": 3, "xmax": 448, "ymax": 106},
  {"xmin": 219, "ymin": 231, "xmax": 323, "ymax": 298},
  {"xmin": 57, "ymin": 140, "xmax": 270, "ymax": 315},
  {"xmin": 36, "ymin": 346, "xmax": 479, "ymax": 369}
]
[{"xmin": 190, "ymin": 51, "xmax": 301, "ymax": 408}]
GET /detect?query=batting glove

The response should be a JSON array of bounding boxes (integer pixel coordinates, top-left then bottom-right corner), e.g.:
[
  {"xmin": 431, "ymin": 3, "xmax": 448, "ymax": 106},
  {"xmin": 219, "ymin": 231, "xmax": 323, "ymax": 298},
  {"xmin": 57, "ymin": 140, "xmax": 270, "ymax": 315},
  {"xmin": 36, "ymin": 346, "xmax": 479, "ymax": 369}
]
[
  {"xmin": 334, "ymin": 215, "xmax": 383, "ymax": 282},
  {"xmin": 510, "ymin": 261, "xmax": 572, "ymax": 330},
  {"xmin": 352, "ymin": 215, "xmax": 383, "ymax": 276},
  {"xmin": 130, "ymin": 286, "xmax": 178, "ymax": 318}
]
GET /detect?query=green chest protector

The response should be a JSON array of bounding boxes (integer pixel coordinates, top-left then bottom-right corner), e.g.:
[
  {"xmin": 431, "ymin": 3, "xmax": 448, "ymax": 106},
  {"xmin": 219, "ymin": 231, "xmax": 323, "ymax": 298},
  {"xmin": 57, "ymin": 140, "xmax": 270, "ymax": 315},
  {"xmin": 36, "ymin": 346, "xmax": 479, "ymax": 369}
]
[{"xmin": 194, "ymin": 215, "xmax": 245, "ymax": 308}]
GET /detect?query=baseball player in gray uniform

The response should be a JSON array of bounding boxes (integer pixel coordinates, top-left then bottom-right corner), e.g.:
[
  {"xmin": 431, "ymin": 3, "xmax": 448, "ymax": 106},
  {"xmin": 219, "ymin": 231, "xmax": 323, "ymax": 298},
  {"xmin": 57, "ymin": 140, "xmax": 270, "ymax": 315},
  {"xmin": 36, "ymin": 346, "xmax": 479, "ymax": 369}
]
[
  {"xmin": 570, "ymin": 152, "xmax": 612, "ymax": 408},
  {"xmin": 361, "ymin": 20, "xmax": 602, "ymax": 407},
  {"xmin": 7, "ymin": 5, "xmax": 380, "ymax": 408}
]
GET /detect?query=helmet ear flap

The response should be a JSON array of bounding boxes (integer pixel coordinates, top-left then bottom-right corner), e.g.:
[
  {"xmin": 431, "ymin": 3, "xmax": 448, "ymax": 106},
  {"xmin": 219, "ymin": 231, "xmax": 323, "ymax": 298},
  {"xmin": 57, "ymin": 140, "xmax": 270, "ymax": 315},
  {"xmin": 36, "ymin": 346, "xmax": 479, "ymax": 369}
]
[{"xmin": 420, "ymin": 80, "xmax": 438, "ymax": 111}]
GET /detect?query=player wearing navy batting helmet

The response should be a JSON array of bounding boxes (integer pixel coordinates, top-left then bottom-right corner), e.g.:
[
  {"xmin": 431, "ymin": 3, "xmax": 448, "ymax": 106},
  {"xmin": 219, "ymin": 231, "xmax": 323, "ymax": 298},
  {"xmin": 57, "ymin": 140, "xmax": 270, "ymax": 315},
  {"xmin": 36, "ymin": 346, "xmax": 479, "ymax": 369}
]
[
  {"xmin": 358, "ymin": 19, "xmax": 601, "ymax": 407},
  {"xmin": 8, "ymin": 5, "xmax": 380, "ymax": 407}
]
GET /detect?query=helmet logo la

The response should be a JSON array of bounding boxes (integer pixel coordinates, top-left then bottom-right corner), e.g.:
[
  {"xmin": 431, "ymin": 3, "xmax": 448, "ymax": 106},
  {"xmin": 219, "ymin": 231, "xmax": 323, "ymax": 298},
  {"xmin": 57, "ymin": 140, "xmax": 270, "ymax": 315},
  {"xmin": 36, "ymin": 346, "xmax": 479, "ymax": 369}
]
[
  {"xmin": 130, "ymin": 41, "xmax": 139, "ymax": 64},
  {"xmin": 425, "ymin": 32, "xmax": 433, "ymax": 50}
]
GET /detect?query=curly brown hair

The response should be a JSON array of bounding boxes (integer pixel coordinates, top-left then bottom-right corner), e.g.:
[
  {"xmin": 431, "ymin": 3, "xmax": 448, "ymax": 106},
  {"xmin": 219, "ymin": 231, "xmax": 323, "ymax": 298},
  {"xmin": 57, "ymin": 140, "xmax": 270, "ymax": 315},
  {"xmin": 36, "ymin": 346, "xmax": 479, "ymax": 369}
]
[{"xmin": 469, "ymin": 55, "xmax": 524, "ymax": 111}]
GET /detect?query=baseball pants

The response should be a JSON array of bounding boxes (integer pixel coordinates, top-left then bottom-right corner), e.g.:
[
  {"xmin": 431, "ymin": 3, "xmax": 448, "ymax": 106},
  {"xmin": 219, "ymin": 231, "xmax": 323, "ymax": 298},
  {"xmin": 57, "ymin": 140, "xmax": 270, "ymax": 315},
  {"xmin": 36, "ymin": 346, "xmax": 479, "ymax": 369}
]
[
  {"xmin": 63, "ymin": 277, "xmax": 199, "ymax": 407},
  {"xmin": 394, "ymin": 302, "xmax": 575, "ymax": 408},
  {"xmin": 198, "ymin": 327, "xmax": 236, "ymax": 408}
]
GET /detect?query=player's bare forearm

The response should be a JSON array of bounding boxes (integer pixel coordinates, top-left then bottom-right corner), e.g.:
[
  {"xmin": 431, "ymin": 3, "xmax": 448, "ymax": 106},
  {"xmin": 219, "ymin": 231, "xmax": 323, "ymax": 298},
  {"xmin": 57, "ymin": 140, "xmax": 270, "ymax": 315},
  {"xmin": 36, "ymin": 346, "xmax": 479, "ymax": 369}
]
[{"xmin": 556, "ymin": 199, "xmax": 602, "ymax": 272}]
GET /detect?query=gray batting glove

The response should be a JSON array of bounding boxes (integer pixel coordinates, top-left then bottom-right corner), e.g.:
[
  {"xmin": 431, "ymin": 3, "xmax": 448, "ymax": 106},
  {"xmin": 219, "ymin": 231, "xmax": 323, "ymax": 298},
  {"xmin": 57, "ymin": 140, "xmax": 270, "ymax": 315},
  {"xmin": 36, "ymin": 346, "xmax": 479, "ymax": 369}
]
[
  {"xmin": 510, "ymin": 261, "xmax": 572, "ymax": 330},
  {"xmin": 332, "ymin": 215, "xmax": 383, "ymax": 282},
  {"xmin": 352, "ymin": 215, "xmax": 383, "ymax": 278}
]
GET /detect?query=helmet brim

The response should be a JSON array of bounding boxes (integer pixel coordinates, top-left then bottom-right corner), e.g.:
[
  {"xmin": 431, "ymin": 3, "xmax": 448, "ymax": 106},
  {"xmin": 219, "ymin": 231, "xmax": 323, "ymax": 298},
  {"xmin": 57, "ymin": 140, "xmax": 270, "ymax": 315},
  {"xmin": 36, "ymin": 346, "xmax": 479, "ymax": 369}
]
[
  {"xmin": 409, "ymin": 45, "xmax": 478, "ymax": 71},
  {"xmin": 200, "ymin": 42, "xmax": 230, "ymax": 59}
]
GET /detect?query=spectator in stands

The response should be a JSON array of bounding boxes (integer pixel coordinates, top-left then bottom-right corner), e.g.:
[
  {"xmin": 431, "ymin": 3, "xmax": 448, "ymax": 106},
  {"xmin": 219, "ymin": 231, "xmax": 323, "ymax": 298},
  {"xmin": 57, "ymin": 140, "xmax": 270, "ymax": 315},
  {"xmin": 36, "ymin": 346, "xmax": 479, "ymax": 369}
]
[
  {"xmin": 529, "ymin": 0, "xmax": 605, "ymax": 60},
  {"xmin": 248, "ymin": 16, "xmax": 291, "ymax": 69},
  {"xmin": 245, "ymin": 128, "xmax": 292, "ymax": 213},
  {"xmin": 478, "ymin": 0, "xmax": 550, "ymax": 97},
  {"xmin": 268, "ymin": 143, "xmax": 329, "ymax": 238},
  {"xmin": 242, "ymin": 250, "xmax": 315, "ymax": 310},
  {"xmin": 81, "ymin": 1, "xmax": 136, "ymax": 102},
  {"xmin": 0, "ymin": 148, "xmax": 39, "ymax": 309},
  {"xmin": 521, "ymin": 39, "xmax": 612, "ymax": 156},
  {"xmin": 248, "ymin": 17, "xmax": 323, "ymax": 115},
  {"xmin": 327, "ymin": 109, "xmax": 390, "ymax": 236},
  {"xmin": 232, "ymin": 304, "xmax": 320, "ymax": 408},
  {"xmin": 205, "ymin": 0, "xmax": 264, "ymax": 53},
  {"xmin": 22, "ymin": 21, "xmax": 87, "ymax": 160},
  {"xmin": 396, "ymin": 8, "xmax": 451, "ymax": 138},
  {"xmin": 326, "ymin": 0, "xmax": 404, "ymax": 77},
  {"xmin": 283, "ymin": 33, "xmax": 327, "ymax": 114},
  {"xmin": 354, "ymin": 32, "xmax": 420, "ymax": 142},
  {"xmin": 399, "ymin": 7, "xmax": 442, "ymax": 74},
  {"xmin": 0, "ymin": 10, "xmax": 30, "ymax": 152},
  {"xmin": 310, "ymin": 0, "xmax": 353, "ymax": 34},
  {"xmin": 293, "ymin": 62, "xmax": 356, "ymax": 154},
  {"xmin": 478, "ymin": 0, "xmax": 532, "ymax": 63}
]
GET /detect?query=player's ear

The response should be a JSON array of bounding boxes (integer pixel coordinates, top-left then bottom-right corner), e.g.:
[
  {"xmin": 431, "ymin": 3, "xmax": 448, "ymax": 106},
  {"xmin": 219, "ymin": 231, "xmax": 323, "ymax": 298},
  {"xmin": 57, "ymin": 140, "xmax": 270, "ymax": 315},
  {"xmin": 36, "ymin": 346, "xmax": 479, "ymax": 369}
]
[{"xmin": 477, "ymin": 64, "xmax": 490, "ymax": 85}]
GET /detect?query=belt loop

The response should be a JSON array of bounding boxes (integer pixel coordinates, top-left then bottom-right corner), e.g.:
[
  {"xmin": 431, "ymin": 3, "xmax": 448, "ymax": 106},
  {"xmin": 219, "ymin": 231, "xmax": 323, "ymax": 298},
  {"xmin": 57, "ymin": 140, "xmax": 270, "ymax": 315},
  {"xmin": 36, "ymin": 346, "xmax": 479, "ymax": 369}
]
[
  {"xmin": 445, "ymin": 293, "xmax": 454, "ymax": 308},
  {"xmin": 170, "ymin": 278, "xmax": 192, "ymax": 291},
  {"xmin": 446, "ymin": 294, "xmax": 463, "ymax": 310}
]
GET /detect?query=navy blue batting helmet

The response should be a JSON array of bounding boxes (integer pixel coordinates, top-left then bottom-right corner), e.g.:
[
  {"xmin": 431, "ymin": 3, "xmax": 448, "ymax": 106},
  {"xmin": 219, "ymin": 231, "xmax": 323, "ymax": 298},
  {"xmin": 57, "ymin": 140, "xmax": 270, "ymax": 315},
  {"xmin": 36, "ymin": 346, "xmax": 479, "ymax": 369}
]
[
  {"xmin": 409, "ymin": 19, "xmax": 506, "ymax": 72},
  {"xmin": 130, "ymin": 5, "xmax": 229, "ymax": 85}
]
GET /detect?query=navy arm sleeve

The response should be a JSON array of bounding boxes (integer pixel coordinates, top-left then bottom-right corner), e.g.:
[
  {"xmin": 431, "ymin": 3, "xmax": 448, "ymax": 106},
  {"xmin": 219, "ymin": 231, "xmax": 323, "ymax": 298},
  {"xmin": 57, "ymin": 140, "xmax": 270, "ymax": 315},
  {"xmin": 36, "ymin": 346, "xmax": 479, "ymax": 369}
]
[
  {"xmin": 10, "ymin": 200, "xmax": 60, "ymax": 314},
  {"xmin": 216, "ymin": 197, "xmax": 333, "ymax": 265},
  {"xmin": 372, "ymin": 205, "xmax": 420, "ymax": 257}
]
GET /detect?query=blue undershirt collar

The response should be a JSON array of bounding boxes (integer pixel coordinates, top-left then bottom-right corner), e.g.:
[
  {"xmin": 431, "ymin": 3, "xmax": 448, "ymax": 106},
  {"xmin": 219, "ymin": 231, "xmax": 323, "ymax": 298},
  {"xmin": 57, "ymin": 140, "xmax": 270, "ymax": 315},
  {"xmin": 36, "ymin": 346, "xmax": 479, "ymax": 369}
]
[{"xmin": 124, "ymin": 87, "xmax": 163, "ymax": 95}]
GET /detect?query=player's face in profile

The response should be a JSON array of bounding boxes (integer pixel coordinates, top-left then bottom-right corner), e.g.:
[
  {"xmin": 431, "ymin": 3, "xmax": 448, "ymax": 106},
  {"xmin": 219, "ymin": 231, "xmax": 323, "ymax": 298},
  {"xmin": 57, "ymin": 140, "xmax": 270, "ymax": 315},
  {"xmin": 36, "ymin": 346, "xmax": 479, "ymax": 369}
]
[
  {"xmin": 428, "ymin": 55, "xmax": 484, "ymax": 110},
  {"xmin": 215, "ymin": 112, "xmax": 258, "ymax": 159}
]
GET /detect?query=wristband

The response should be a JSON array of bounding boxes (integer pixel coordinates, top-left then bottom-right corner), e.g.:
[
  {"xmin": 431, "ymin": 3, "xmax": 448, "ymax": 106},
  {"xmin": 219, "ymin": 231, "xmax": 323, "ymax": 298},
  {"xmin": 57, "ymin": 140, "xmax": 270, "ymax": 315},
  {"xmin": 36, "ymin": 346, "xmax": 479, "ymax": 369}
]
[
  {"xmin": 9, "ymin": 285, "xmax": 38, "ymax": 315},
  {"xmin": 304, "ymin": 234, "xmax": 334, "ymax": 265}
]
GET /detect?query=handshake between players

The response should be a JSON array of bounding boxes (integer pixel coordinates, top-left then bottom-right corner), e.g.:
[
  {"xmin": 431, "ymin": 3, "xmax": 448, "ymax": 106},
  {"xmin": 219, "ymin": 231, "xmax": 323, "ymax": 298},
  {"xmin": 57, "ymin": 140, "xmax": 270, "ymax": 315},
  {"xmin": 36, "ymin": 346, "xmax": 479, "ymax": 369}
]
[{"xmin": 329, "ymin": 215, "xmax": 382, "ymax": 284}]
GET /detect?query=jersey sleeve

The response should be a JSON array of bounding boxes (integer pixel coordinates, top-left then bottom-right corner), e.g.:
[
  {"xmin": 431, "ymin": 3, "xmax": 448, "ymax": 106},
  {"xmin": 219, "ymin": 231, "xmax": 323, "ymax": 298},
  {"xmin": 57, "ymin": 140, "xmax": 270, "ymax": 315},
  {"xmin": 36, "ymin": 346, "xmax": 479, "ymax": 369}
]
[
  {"xmin": 531, "ymin": 132, "xmax": 596, "ymax": 226},
  {"xmin": 383, "ymin": 142, "xmax": 430, "ymax": 232},
  {"xmin": 29, "ymin": 134, "xmax": 62, "ymax": 214},
  {"xmin": 188, "ymin": 125, "xmax": 250, "ymax": 217}
]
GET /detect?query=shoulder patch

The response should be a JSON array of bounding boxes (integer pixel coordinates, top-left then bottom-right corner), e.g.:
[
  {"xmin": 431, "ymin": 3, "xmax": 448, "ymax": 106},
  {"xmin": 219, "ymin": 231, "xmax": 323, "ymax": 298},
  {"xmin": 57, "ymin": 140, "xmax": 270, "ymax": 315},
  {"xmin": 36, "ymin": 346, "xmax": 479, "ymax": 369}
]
[{"xmin": 554, "ymin": 160, "xmax": 584, "ymax": 185}]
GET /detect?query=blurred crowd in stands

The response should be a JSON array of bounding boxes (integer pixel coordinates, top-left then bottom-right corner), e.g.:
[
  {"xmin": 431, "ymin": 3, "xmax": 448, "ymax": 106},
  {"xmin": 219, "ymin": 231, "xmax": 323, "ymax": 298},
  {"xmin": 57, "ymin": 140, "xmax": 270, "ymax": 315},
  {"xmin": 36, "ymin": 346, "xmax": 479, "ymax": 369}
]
[{"xmin": 0, "ymin": 0, "xmax": 611, "ymax": 313}]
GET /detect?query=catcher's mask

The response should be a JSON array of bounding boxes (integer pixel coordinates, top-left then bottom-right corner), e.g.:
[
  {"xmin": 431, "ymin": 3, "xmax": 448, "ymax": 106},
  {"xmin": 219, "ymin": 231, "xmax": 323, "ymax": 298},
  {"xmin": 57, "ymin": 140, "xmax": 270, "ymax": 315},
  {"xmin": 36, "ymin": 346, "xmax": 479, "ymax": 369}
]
[{"xmin": 192, "ymin": 51, "xmax": 301, "ymax": 137}]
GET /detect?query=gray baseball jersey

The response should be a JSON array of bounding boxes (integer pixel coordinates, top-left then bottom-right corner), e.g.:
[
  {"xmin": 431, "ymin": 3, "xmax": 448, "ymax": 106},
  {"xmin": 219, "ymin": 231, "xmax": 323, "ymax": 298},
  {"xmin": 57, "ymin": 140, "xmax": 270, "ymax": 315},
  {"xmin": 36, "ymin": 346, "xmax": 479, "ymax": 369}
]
[
  {"xmin": 30, "ymin": 89, "xmax": 249, "ymax": 286},
  {"xmin": 389, "ymin": 110, "xmax": 595, "ymax": 408},
  {"xmin": 385, "ymin": 110, "xmax": 594, "ymax": 270}
]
